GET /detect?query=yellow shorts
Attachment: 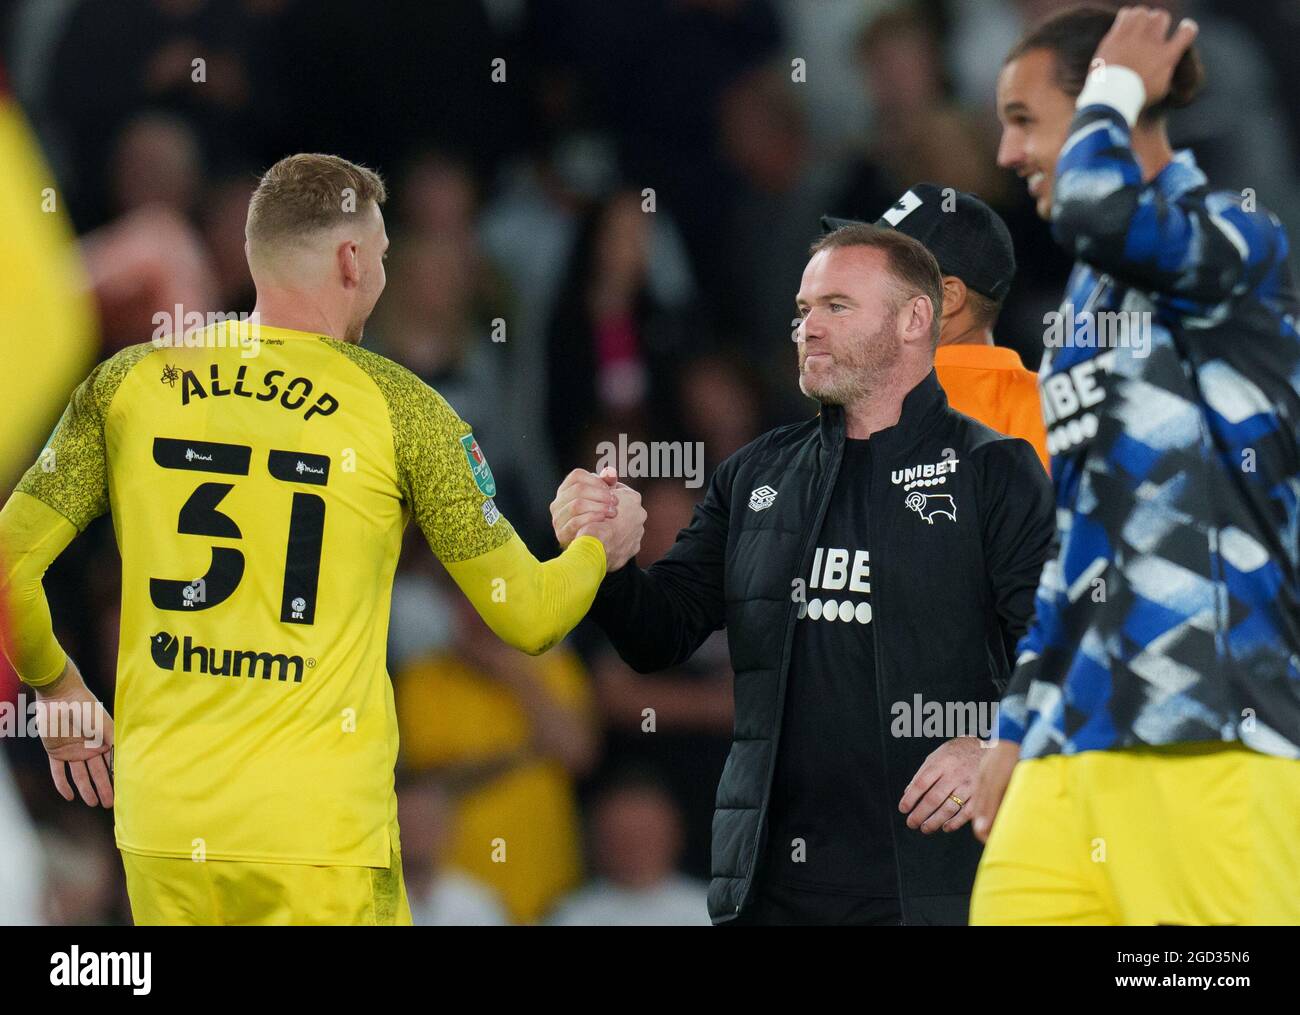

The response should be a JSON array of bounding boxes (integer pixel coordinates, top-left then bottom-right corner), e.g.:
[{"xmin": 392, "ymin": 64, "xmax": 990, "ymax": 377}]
[
  {"xmin": 122, "ymin": 846, "xmax": 413, "ymax": 926},
  {"xmin": 971, "ymin": 742, "xmax": 1300, "ymax": 925}
]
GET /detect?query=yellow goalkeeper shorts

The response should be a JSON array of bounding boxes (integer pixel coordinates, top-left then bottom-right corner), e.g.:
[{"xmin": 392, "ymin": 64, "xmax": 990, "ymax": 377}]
[
  {"xmin": 122, "ymin": 845, "xmax": 412, "ymax": 926},
  {"xmin": 970, "ymin": 741, "xmax": 1300, "ymax": 925}
]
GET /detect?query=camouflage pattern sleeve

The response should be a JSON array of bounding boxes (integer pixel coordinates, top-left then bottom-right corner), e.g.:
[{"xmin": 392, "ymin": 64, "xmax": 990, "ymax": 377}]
[
  {"xmin": 329, "ymin": 341, "xmax": 515, "ymax": 564},
  {"xmin": 1052, "ymin": 105, "xmax": 1290, "ymax": 305}
]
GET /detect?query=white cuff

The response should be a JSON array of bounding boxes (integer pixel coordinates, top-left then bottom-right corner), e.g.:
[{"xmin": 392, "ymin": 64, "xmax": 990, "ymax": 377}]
[{"xmin": 1075, "ymin": 64, "xmax": 1146, "ymax": 128}]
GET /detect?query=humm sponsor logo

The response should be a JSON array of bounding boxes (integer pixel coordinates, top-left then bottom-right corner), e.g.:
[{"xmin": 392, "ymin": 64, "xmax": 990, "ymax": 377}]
[{"xmin": 150, "ymin": 631, "xmax": 306, "ymax": 683}]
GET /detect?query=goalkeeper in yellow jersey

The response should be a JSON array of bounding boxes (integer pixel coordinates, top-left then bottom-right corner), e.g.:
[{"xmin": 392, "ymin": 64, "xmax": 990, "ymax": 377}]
[{"xmin": 0, "ymin": 153, "xmax": 644, "ymax": 926}]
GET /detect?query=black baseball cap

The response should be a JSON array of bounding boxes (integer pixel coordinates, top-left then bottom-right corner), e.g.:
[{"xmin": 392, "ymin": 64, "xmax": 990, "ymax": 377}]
[{"xmin": 820, "ymin": 183, "xmax": 1016, "ymax": 302}]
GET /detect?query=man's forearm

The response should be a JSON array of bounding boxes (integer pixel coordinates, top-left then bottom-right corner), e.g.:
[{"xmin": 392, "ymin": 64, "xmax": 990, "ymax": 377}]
[
  {"xmin": 444, "ymin": 532, "xmax": 606, "ymax": 656},
  {"xmin": 0, "ymin": 492, "xmax": 76, "ymax": 687},
  {"xmin": 589, "ymin": 561, "xmax": 720, "ymax": 673}
]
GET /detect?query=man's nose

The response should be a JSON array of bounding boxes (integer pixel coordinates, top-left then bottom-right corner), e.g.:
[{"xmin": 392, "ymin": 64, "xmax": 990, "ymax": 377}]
[
  {"xmin": 801, "ymin": 309, "xmax": 827, "ymax": 341},
  {"xmin": 996, "ymin": 130, "xmax": 1022, "ymax": 171}
]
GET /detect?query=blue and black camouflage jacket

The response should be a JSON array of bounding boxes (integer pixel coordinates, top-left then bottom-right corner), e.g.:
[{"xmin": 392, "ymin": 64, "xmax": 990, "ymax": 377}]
[{"xmin": 999, "ymin": 100, "xmax": 1300, "ymax": 760}]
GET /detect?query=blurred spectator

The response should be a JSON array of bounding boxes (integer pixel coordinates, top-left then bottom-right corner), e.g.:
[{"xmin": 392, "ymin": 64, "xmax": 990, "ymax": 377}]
[
  {"xmin": 543, "ymin": 190, "xmax": 697, "ymax": 468},
  {"xmin": 676, "ymin": 352, "xmax": 766, "ymax": 470},
  {"xmin": 716, "ymin": 64, "xmax": 843, "ymax": 405},
  {"xmin": 480, "ymin": 157, "xmax": 696, "ymax": 509},
  {"xmin": 200, "ymin": 171, "xmax": 258, "ymax": 311},
  {"xmin": 78, "ymin": 204, "xmax": 218, "ymax": 351},
  {"xmin": 108, "ymin": 111, "xmax": 203, "ymax": 219},
  {"xmin": 398, "ymin": 777, "xmax": 511, "ymax": 926},
  {"xmin": 479, "ymin": 142, "xmax": 611, "ymax": 508},
  {"xmin": 394, "ymin": 591, "xmax": 598, "ymax": 924},
  {"xmin": 948, "ymin": 0, "xmax": 1035, "ymax": 121},
  {"xmin": 370, "ymin": 226, "xmax": 545, "ymax": 542},
  {"xmin": 770, "ymin": 0, "xmax": 877, "ymax": 158},
  {"xmin": 395, "ymin": 149, "xmax": 483, "ymax": 243},
  {"xmin": 521, "ymin": 0, "xmax": 784, "ymax": 299},
  {"xmin": 853, "ymin": 4, "xmax": 1012, "ymax": 210},
  {"xmin": 38, "ymin": 0, "xmax": 285, "ymax": 229},
  {"xmin": 374, "ymin": 231, "xmax": 496, "ymax": 383},
  {"xmin": 926, "ymin": 0, "xmax": 1079, "ymax": 368},
  {"xmin": 546, "ymin": 773, "xmax": 710, "ymax": 926}
]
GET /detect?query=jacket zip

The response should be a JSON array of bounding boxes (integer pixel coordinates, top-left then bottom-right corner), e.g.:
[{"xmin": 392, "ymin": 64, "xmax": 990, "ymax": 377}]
[
  {"xmin": 866, "ymin": 439, "xmax": 911, "ymax": 924},
  {"xmin": 734, "ymin": 418, "xmax": 846, "ymax": 915}
]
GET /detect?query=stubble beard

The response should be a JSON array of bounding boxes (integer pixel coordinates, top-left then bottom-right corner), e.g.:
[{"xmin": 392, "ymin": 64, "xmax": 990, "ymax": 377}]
[
  {"xmin": 798, "ymin": 317, "xmax": 901, "ymax": 407},
  {"xmin": 345, "ymin": 291, "xmax": 378, "ymax": 345}
]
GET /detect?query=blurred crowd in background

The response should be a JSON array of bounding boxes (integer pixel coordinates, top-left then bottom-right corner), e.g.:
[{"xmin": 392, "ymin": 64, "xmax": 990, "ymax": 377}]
[{"xmin": 1, "ymin": 0, "xmax": 1298, "ymax": 925}]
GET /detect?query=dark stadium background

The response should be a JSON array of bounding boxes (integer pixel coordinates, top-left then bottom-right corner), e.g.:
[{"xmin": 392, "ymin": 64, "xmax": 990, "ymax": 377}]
[{"xmin": 1, "ymin": 0, "xmax": 1297, "ymax": 925}]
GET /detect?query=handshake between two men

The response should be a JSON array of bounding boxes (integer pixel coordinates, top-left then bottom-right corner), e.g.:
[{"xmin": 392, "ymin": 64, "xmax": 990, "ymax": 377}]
[
  {"xmin": 548, "ymin": 462, "xmax": 990, "ymax": 800},
  {"xmin": 543, "ymin": 448, "xmax": 1017, "ymax": 928},
  {"xmin": 549, "ymin": 467, "xmax": 646, "ymax": 571}
]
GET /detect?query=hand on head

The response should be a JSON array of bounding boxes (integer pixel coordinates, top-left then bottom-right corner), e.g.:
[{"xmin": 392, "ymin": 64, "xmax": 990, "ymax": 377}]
[{"xmin": 1092, "ymin": 6, "xmax": 1198, "ymax": 108}]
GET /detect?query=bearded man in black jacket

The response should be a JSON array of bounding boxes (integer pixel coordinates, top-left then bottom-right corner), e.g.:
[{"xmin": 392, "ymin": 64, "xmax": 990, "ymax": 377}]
[{"xmin": 551, "ymin": 223, "xmax": 1054, "ymax": 925}]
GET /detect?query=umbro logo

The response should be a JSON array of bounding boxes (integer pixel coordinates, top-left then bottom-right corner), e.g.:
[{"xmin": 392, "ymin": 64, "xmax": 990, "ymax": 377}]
[{"xmin": 749, "ymin": 485, "xmax": 778, "ymax": 512}]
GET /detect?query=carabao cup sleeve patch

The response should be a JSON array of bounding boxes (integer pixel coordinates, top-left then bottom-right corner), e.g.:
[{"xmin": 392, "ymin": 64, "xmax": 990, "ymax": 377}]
[{"xmin": 459, "ymin": 432, "xmax": 497, "ymax": 497}]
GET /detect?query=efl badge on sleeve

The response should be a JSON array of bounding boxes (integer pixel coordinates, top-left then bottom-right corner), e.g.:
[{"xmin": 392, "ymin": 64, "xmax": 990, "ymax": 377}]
[{"xmin": 460, "ymin": 433, "xmax": 497, "ymax": 497}]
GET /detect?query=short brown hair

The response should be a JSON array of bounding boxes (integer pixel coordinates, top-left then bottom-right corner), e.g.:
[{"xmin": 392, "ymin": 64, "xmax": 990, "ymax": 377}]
[
  {"xmin": 966, "ymin": 288, "xmax": 1003, "ymax": 330},
  {"xmin": 246, "ymin": 153, "xmax": 387, "ymax": 245},
  {"xmin": 1006, "ymin": 5, "xmax": 1203, "ymax": 124},
  {"xmin": 810, "ymin": 223, "xmax": 943, "ymax": 347}
]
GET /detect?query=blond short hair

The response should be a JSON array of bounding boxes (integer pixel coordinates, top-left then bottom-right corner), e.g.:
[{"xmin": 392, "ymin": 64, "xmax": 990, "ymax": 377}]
[{"xmin": 246, "ymin": 153, "xmax": 387, "ymax": 247}]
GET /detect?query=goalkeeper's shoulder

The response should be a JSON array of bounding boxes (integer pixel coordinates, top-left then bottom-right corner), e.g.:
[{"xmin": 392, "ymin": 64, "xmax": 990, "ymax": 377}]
[
  {"xmin": 322, "ymin": 338, "xmax": 462, "ymax": 428},
  {"xmin": 82, "ymin": 340, "xmax": 166, "ymax": 413}
]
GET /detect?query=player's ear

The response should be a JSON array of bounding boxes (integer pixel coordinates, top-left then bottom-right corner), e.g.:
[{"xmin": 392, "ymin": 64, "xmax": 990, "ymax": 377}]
[
  {"xmin": 338, "ymin": 240, "xmax": 361, "ymax": 288},
  {"xmin": 940, "ymin": 276, "xmax": 967, "ymax": 323},
  {"xmin": 903, "ymin": 293, "xmax": 934, "ymax": 346}
]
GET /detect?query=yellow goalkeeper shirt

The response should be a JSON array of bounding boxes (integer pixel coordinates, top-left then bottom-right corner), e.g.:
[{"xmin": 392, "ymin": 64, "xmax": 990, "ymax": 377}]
[{"xmin": 4, "ymin": 320, "xmax": 604, "ymax": 866}]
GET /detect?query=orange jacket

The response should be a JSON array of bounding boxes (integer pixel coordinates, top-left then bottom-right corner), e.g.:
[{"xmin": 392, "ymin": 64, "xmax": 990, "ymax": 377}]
[{"xmin": 934, "ymin": 344, "xmax": 1049, "ymax": 474}]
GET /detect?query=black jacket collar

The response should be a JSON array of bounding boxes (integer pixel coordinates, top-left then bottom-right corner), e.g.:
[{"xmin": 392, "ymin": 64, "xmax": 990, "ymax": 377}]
[{"xmin": 817, "ymin": 368, "xmax": 949, "ymax": 453}]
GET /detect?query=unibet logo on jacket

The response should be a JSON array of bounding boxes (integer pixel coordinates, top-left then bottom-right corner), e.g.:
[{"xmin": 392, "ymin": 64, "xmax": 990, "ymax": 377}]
[{"xmin": 797, "ymin": 546, "xmax": 872, "ymax": 625}]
